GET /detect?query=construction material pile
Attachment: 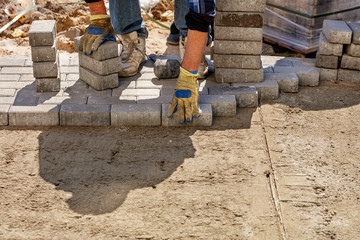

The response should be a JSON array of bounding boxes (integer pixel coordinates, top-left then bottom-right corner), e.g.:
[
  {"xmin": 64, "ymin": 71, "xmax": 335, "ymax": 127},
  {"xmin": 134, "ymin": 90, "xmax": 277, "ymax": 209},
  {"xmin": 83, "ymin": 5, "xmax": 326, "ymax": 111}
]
[
  {"xmin": 264, "ymin": 0, "xmax": 360, "ymax": 54},
  {"xmin": 316, "ymin": 20, "xmax": 360, "ymax": 82}
]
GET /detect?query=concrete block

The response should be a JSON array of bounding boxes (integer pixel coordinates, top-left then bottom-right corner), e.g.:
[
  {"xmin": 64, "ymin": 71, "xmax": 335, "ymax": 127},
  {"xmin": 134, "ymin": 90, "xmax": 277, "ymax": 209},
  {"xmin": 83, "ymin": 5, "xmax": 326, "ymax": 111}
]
[
  {"xmin": 214, "ymin": 40, "xmax": 262, "ymax": 55},
  {"xmin": 136, "ymin": 80, "xmax": 177, "ymax": 89},
  {"xmin": 348, "ymin": 22, "xmax": 360, "ymax": 44},
  {"xmin": 154, "ymin": 59, "xmax": 180, "ymax": 79},
  {"xmin": 1, "ymin": 67, "xmax": 33, "ymax": 74},
  {"xmin": 0, "ymin": 105, "xmax": 10, "ymax": 125},
  {"xmin": 318, "ymin": 68, "xmax": 338, "ymax": 81},
  {"xmin": 137, "ymin": 96, "xmax": 173, "ymax": 104},
  {"xmin": 0, "ymin": 56, "xmax": 26, "ymax": 67},
  {"xmin": 0, "ymin": 89, "xmax": 16, "ymax": 97},
  {"xmin": 315, "ymin": 52, "xmax": 339, "ymax": 69},
  {"xmin": 264, "ymin": 73, "xmax": 299, "ymax": 93},
  {"xmin": 29, "ymin": 20, "xmax": 56, "ymax": 47},
  {"xmin": 0, "ymin": 75, "xmax": 20, "ymax": 81},
  {"xmin": 209, "ymin": 86, "xmax": 258, "ymax": 107},
  {"xmin": 160, "ymin": 87, "xmax": 208, "ymax": 96},
  {"xmin": 322, "ymin": 20, "xmax": 352, "ymax": 44},
  {"xmin": 216, "ymin": 0, "xmax": 266, "ymax": 12},
  {"xmin": 214, "ymin": 54, "xmax": 261, "ymax": 69},
  {"xmin": 79, "ymin": 53, "xmax": 121, "ymax": 75},
  {"xmin": 345, "ymin": 44, "xmax": 360, "ymax": 57},
  {"xmin": 60, "ymin": 104, "xmax": 110, "ymax": 126},
  {"xmin": 120, "ymin": 88, "xmax": 160, "ymax": 97},
  {"xmin": 87, "ymin": 96, "xmax": 136, "ymax": 105},
  {"xmin": 9, "ymin": 105, "xmax": 59, "ymax": 126},
  {"xmin": 232, "ymin": 78, "xmax": 279, "ymax": 100},
  {"xmin": 214, "ymin": 26, "xmax": 262, "ymax": 41},
  {"xmin": 319, "ymin": 33, "xmax": 343, "ymax": 56},
  {"xmin": 162, "ymin": 104, "xmax": 212, "ymax": 127},
  {"xmin": 36, "ymin": 76, "xmax": 61, "ymax": 92},
  {"xmin": 38, "ymin": 96, "xmax": 87, "ymax": 105},
  {"xmin": 75, "ymin": 37, "xmax": 118, "ymax": 61},
  {"xmin": 337, "ymin": 69, "xmax": 360, "ymax": 82},
  {"xmin": 341, "ymin": 54, "xmax": 360, "ymax": 70},
  {"xmin": 61, "ymin": 66, "xmax": 79, "ymax": 74},
  {"xmin": 198, "ymin": 95, "xmax": 236, "ymax": 117},
  {"xmin": 274, "ymin": 66, "xmax": 320, "ymax": 87},
  {"xmin": 111, "ymin": 104, "xmax": 161, "ymax": 126},
  {"xmin": 215, "ymin": 68, "xmax": 263, "ymax": 83},
  {"xmin": 79, "ymin": 66, "xmax": 118, "ymax": 91},
  {"xmin": 33, "ymin": 53, "xmax": 59, "ymax": 78},
  {"xmin": 31, "ymin": 42, "xmax": 57, "ymax": 62},
  {"xmin": 215, "ymin": 12, "xmax": 263, "ymax": 28}
]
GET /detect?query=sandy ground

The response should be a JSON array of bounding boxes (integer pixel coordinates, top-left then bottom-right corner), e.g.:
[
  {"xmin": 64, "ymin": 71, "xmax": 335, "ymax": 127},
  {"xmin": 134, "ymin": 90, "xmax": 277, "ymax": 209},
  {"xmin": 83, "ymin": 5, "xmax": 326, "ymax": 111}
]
[{"xmin": 0, "ymin": 81, "xmax": 360, "ymax": 239}]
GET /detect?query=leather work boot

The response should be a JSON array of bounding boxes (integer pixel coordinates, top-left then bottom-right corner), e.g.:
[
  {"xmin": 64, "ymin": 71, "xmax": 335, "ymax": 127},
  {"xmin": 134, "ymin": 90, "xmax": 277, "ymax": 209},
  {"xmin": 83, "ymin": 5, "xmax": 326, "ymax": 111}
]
[
  {"xmin": 118, "ymin": 31, "xmax": 147, "ymax": 77},
  {"xmin": 179, "ymin": 37, "xmax": 209, "ymax": 79}
]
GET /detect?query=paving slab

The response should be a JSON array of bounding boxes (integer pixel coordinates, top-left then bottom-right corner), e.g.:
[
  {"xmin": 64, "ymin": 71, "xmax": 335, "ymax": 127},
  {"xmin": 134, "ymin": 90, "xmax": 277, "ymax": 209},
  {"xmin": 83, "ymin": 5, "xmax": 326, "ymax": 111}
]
[
  {"xmin": 79, "ymin": 53, "xmax": 121, "ymax": 76},
  {"xmin": 340, "ymin": 54, "xmax": 360, "ymax": 70},
  {"xmin": 215, "ymin": 68, "xmax": 263, "ymax": 83},
  {"xmin": 160, "ymin": 87, "xmax": 208, "ymax": 96},
  {"xmin": 87, "ymin": 96, "xmax": 137, "ymax": 105},
  {"xmin": 322, "ymin": 20, "xmax": 352, "ymax": 44},
  {"xmin": 137, "ymin": 96, "xmax": 173, "ymax": 104},
  {"xmin": 274, "ymin": 66, "xmax": 320, "ymax": 87},
  {"xmin": 213, "ymin": 54, "xmax": 261, "ymax": 69},
  {"xmin": 111, "ymin": 104, "xmax": 161, "ymax": 126},
  {"xmin": 36, "ymin": 76, "xmax": 61, "ymax": 92},
  {"xmin": 198, "ymin": 95, "xmax": 237, "ymax": 117},
  {"xmin": 214, "ymin": 26, "xmax": 263, "ymax": 41},
  {"xmin": 318, "ymin": 68, "xmax": 338, "ymax": 81},
  {"xmin": 38, "ymin": 96, "xmax": 87, "ymax": 105},
  {"xmin": 75, "ymin": 36, "xmax": 119, "ymax": 61},
  {"xmin": 215, "ymin": 12, "xmax": 263, "ymax": 28},
  {"xmin": 60, "ymin": 104, "xmax": 110, "ymax": 126},
  {"xmin": 153, "ymin": 58, "xmax": 180, "ymax": 79},
  {"xmin": 0, "ymin": 89, "xmax": 16, "ymax": 97},
  {"xmin": 28, "ymin": 20, "xmax": 56, "ymax": 47},
  {"xmin": 232, "ymin": 78, "xmax": 279, "ymax": 100},
  {"xmin": 9, "ymin": 104, "xmax": 59, "ymax": 126},
  {"xmin": 1, "ymin": 67, "xmax": 33, "ymax": 75},
  {"xmin": 119, "ymin": 88, "xmax": 160, "ymax": 97},
  {"xmin": 31, "ymin": 42, "xmax": 57, "ymax": 62},
  {"xmin": 33, "ymin": 55, "xmax": 59, "ymax": 78},
  {"xmin": 0, "ymin": 105, "xmax": 10, "ymax": 125},
  {"xmin": 162, "ymin": 104, "xmax": 212, "ymax": 127},
  {"xmin": 337, "ymin": 69, "xmax": 360, "ymax": 82},
  {"xmin": 61, "ymin": 67, "xmax": 79, "ymax": 74},
  {"xmin": 345, "ymin": 44, "xmax": 360, "ymax": 57},
  {"xmin": 264, "ymin": 73, "xmax": 299, "ymax": 93},
  {"xmin": 209, "ymin": 86, "xmax": 258, "ymax": 107},
  {"xmin": 136, "ymin": 80, "xmax": 177, "ymax": 89},
  {"xmin": 214, "ymin": 40, "xmax": 262, "ymax": 55},
  {"xmin": 0, "ymin": 74, "xmax": 20, "ymax": 81},
  {"xmin": 216, "ymin": 0, "xmax": 265, "ymax": 12},
  {"xmin": 0, "ymin": 56, "xmax": 26, "ymax": 67},
  {"xmin": 318, "ymin": 33, "xmax": 343, "ymax": 56},
  {"xmin": 315, "ymin": 52, "xmax": 339, "ymax": 69},
  {"xmin": 79, "ymin": 67, "xmax": 118, "ymax": 91},
  {"xmin": 348, "ymin": 22, "xmax": 360, "ymax": 44}
]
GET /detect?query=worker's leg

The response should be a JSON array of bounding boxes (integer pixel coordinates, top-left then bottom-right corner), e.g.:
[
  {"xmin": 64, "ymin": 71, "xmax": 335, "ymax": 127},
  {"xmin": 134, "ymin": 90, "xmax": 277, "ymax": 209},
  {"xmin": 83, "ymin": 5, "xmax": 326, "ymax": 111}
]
[{"xmin": 109, "ymin": 0, "xmax": 147, "ymax": 77}]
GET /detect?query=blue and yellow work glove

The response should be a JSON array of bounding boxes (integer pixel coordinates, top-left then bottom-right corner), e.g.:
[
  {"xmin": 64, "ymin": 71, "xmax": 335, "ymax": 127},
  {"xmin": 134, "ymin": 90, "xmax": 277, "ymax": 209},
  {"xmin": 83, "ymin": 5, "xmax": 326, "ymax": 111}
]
[
  {"xmin": 79, "ymin": 15, "xmax": 116, "ymax": 55},
  {"xmin": 168, "ymin": 67, "xmax": 200, "ymax": 123}
]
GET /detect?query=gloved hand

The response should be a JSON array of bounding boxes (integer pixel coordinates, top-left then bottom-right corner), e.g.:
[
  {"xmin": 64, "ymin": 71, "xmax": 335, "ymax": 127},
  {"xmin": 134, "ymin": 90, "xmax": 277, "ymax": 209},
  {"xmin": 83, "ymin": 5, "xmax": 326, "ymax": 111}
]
[
  {"xmin": 168, "ymin": 67, "xmax": 200, "ymax": 123},
  {"xmin": 79, "ymin": 15, "xmax": 116, "ymax": 55}
]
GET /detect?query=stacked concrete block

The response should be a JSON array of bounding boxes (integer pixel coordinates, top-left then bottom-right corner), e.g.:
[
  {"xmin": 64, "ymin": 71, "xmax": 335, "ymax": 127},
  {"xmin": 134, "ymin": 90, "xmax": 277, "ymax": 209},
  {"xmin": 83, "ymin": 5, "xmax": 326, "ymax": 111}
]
[
  {"xmin": 29, "ymin": 20, "xmax": 60, "ymax": 92},
  {"xmin": 214, "ymin": 0, "xmax": 265, "ymax": 84},
  {"xmin": 74, "ymin": 36, "xmax": 120, "ymax": 91}
]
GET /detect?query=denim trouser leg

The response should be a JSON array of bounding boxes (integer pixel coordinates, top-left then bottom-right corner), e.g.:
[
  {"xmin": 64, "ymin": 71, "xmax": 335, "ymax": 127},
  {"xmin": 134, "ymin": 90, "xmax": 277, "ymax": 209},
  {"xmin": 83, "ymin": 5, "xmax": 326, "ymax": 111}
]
[
  {"xmin": 174, "ymin": 0, "xmax": 212, "ymax": 44},
  {"xmin": 109, "ymin": 0, "xmax": 148, "ymax": 39}
]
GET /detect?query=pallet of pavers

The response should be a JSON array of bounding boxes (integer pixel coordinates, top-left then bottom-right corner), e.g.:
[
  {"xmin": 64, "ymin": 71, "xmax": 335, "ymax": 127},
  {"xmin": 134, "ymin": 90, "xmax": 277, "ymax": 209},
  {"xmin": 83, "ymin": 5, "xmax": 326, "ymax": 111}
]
[{"xmin": 315, "ymin": 20, "xmax": 360, "ymax": 83}]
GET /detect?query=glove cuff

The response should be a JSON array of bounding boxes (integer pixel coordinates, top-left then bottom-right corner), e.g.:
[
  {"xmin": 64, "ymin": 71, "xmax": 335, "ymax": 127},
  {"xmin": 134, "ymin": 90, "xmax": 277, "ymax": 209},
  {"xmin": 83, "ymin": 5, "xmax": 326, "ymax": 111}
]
[{"xmin": 90, "ymin": 14, "xmax": 110, "ymax": 21}]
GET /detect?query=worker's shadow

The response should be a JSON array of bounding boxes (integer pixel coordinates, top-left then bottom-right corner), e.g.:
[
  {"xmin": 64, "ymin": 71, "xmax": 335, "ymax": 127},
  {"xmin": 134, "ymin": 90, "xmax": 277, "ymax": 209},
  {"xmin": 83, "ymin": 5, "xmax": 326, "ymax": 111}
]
[{"xmin": 38, "ymin": 126, "xmax": 197, "ymax": 215}]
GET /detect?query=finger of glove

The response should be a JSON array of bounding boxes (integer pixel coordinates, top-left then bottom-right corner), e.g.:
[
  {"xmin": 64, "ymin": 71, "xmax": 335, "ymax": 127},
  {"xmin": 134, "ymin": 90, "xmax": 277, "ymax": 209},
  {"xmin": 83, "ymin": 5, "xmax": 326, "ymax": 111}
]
[
  {"xmin": 167, "ymin": 97, "xmax": 178, "ymax": 117},
  {"xmin": 184, "ymin": 101, "xmax": 193, "ymax": 122},
  {"xmin": 192, "ymin": 99, "xmax": 200, "ymax": 118},
  {"xmin": 79, "ymin": 34, "xmax": 86, "ymax": 52},
  {"xmin": 91, "ymin": 35, "xmax": 105, "ymax": 53},
  {"xmin": 84, "ymin": 35, "xmax": 99, "ymax": 55},
  {"xmin": 177, "ymin": 100, "xmax": 185, "ymax": 123}
]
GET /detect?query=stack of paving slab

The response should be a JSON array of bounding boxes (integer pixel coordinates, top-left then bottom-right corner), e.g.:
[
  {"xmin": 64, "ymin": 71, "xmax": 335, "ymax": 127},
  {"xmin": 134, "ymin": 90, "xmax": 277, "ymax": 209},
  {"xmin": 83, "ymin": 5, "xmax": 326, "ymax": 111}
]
[
  {"xmin": 74, "ymin": 36, "xmax": 120, "ymax": 91},
  {"xmin": 316, "ymin": 20, "xmax": 360, "ymax": 82},
  {"xmin": 213, "ymin": 0, "xmax": 280, "ymax": 101},
  {"xmin": 29, "ymin": 20, "xmax": 60, "ymax": 92}
]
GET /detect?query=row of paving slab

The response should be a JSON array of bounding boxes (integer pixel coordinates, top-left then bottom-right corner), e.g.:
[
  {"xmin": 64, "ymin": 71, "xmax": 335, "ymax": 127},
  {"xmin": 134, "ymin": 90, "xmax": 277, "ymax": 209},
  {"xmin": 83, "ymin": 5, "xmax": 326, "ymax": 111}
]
[{"xmin": 0, "ymin": 54, "xmax": 325, "ymax": 127}]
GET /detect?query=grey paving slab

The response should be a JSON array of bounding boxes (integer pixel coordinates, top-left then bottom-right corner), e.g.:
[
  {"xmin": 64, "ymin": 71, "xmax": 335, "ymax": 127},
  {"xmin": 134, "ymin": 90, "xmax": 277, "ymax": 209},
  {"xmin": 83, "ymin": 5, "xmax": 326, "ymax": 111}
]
[
  {"xmin": 345, "ymin": 44, "xmax": 360, "ymax": 57},
  {"xmin": 264, "ymin": 73, "xmax": 299, "ymax": 93},
  {"xmin": 337, "ymin": 69, "xmax": 360, "ymax": 82},
  {"xmin": 79, "ymin": 66, "xmax": 118, "ymax": 91},
  {"xmin": 62, "ymin": 81, "xmax": 112, "ymax": 97},
  {"xmin": 111, "ymin": 104, "xmax": 162, "ymax": 126},
  {"xmin": 209, "ymin": 86, "xmax": 258, "ymax": 107},
  {"xmin": 215, "ymin": 12, "xmax": 263, "ymax": 28},
  {"xmin": 315, "ymin": 52, "xmax": 339, "ymax": 69},
  {"xmin": 198, "ymin": 95, "xmax": 237, "ymax": 117},
  {"xmin": 9, "ymin": 104, "xmax": 59, "ymax": 126},
  {"xmin": 318, "ymin": 33, "xmax": 343, "ymax": 56},
  {"xmin": 216, "ymin": 0, "xmax": 265, "ymax": 12},
  {"xmin": 136, "ymin": 72, "xmax": 158, "ymax": 81},
  {"xmin": 214, "ymin": 26, "xmax": 263, "ymax": 41},
  {"xmin": 160, "ymin": 87, "xmax": 208, "ymax": 96},
  {"xmin": 232, "ymin": 78, "xmax": 279, "ymax": 100},
  {"xmin": 33, "ymin": 55, "xmax": 59, "ymax": 78},
  {"xmin": 0, "ymin": 74, "xmax": 20, "ymax": 81},
  {"xmin": 79, "ymin": 53, "xmax": 121, "ymax": 75},
  {"xmin": 214, "ymin": 40, "xmax": 262, "ymax": 55},
  {"xmin": 66, "ymin": 74, "xmax": 80, "ymax": 81},
  {"xmin": 38, "ymin": 96, "xmax": 87, "ymax": 105},
  {"xmin": 60, "ymin": 104, "xmax": 111, "ymax": 126},
  {"xmin": 61, "ymin": 66, "xmax": 79, "ymax": 74},
  {"xmin": 136, "ymin": 80, "xmax": 177, "ymax": 89},
  {"xmin": 19, "ymin": 74, "xmax": 35, "ymax": 82},
  {"xmin": 322, "ymin": 20, "xmax": 352, "ymax": 44},
  {"xmin": 87, "ymin": 96, "xmax": 136, "ymax": 105},
  {"xmin": 0, "ymin": 56, "xmax": 26, "ymax": 67},
  {"xmin": 213, "ymin": 54, "xmax": 261, "ymax": 69},
  {"xmin": 31, "ymin": 42, "xmax": 57, "ymax": 62},
  {"xmin": 0, "ymin": 89, "xmax": 16, "ymax": 97},
  {"xmin": 263, "ymin": 67, "xmax": 274, "ymax": 73},
  {"xmin": 28, "ymin": 20, "xmax": 56, "ymax": 47},
  {"xmin": 137, "ymin": 96, "xmax": 173, "ymax": 104},
  {"xmin": 274, "ymin": 66, "xmax": 320, "ymax": 87},
  {"xmin": 0, "ymin": 96, "xmax": 38, "ymax": 106},
  {"xmin": 215, "ymin": 68, "xmax": 263, "ymax": 83},
  {"xmin": 318, "ymin": 68, "xmax": 338, "ymax": 81},
  {"xmin": 341, "ymin": 54, "xmax": 360, "ymax": 70},
  {"xmin": 154, "ymin": 58, "xmax": 180, "ymax": 79},
  {"xmin": 111, "ymin": 81, "xmax": 136, "ymax": 95},
  {"xmin": 36, "ymin": 76, "xmax": 61, "ymax": 92},
  {"xmin": 162, "ymin": 104, "xmax": 212, "ymax": 127},
  {"xmin": 75, "ymin": 37, "xmax": 118, "ymax": 61},
  {"xmin": 1, "ymin": 67, "xmax": 33, "ymax": 74},
  {"xmin": 0, "ymin": 105, "xmax": 10, "ymax": 125},
  {"xmin": 0, "ymin": 82, "xmax": 35, "ymax": 90},
  {"xmin": 24, "ymin": 59, "xmax": 33, "ymax": 67},
  {"xmin": 120, "ymin": 88, "xmax": 160, "ymax": 97},
  {"xmin": 348, "ymin": 22, "xmax": 360, "ymax": 44},
  {"xmin": 15, "ymin": 88, "xmax": 63, "ymax": 98}
]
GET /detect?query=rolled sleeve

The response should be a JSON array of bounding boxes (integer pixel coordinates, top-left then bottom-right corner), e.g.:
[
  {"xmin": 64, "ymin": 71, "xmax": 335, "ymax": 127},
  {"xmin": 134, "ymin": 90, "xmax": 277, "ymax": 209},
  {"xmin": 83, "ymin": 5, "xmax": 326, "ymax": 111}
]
[{"xmin": 186, "ymin": 0, "xmax": 215, "ymax": 32}]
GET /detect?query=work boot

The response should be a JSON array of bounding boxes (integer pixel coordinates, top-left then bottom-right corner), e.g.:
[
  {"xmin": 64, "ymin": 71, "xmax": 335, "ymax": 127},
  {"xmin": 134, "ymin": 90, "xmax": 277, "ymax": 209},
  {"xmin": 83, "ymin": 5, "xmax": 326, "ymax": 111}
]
[
  {"xmin": 166, "ymin": 22, "xmax": 180, "ymax": 45},
  {"xmin": 118, "ymin": 31, "xmax": 147, "ymax": 77},
  {"xmin": 179, "ymin": 37, "xmax": 209, "ymax": 79}
]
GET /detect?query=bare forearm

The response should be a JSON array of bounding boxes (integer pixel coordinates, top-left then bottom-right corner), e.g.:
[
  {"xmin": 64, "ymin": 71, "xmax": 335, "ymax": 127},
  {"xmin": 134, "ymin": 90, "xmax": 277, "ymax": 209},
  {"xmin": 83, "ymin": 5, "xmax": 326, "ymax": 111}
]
[
  {"xmin": 88, "ymin": 0, "xmax": 107, "ymax": 15},
  {"xmin": 181, "ymin": 29, "xmax": 208, "ymax": 72}
]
